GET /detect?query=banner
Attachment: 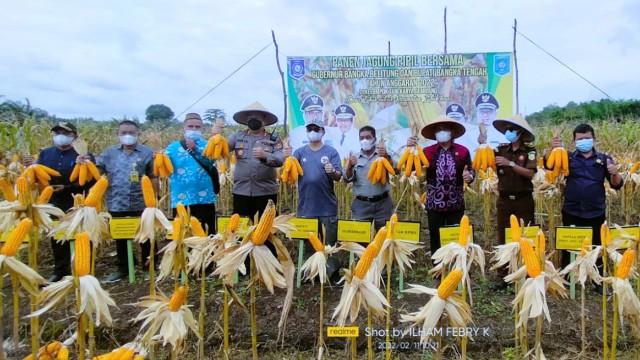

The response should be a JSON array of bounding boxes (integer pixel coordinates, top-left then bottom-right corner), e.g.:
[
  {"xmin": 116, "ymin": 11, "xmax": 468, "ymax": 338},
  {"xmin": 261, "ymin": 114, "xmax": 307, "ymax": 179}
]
[{"xmin": 287, "ymin": 53, "xmax": 514, "ymax": 159}]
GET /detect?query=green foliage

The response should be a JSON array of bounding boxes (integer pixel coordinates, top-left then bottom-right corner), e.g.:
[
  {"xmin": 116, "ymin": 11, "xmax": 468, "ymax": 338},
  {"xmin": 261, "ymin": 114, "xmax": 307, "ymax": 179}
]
[
  {"xmin": 145, "ymin": 104, "xmax": 175, "ymax": 126},
  {"xmin": 203, "ymin": 108, "xmax": 226, "ymax": 124},
  {"xmin": 527, "ymin": 99, "xmax": 640, "ymax": 125}
]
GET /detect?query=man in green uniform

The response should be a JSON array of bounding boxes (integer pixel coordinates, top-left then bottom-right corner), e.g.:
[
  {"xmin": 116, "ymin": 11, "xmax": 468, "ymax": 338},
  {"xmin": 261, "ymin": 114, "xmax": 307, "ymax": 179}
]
[{"xmin": 493, "ymin": 115, "xmax": 537, "ymax": 245}]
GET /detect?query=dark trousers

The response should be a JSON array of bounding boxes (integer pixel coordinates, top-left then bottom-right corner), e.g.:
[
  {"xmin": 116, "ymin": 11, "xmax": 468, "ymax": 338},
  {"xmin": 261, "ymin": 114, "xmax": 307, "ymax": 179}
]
[
  {"xmin": 561, "ymin": 211, "xmax": 606, "ymax": 267},
  {"xmin": 232, "ymin": 193, "xmax": 278, "ymax": 220},
  {"xmin": 111, "ymin": 211, "xmax": 150, "ymax": 273},
  {"xmin": 496, "ymin": 193, "xmax": 535, "ymax": 245},
  {"xmin": 427, "ymin": 209, "xmax": 465, "ymax": 253},
  {"xmin": 51, "ymin": 237, "xmax": 71, "ymax": 277},
  {"xmin": 173, "ymin": 203, "xmax": 217, "ymax": 235}
]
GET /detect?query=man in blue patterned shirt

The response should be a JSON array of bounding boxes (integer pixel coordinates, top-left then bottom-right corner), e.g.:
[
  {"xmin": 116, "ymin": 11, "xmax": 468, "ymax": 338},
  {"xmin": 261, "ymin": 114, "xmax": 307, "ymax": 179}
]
[
  {"xmin": 96, "ymin": 120, "xmax": 155, "ymax": 282},
  {"xmin": 165, "ymin": 113, "xmax": 217, "ymax": 234}
]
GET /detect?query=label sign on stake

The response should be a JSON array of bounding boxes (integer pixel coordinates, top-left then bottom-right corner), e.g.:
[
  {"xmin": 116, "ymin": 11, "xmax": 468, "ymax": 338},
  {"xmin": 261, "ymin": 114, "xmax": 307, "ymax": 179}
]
[
  {"xmin": 505, "ymin": 225, "xmax": 541, "ymax": 243},
  {"xmin": 555, "ymin": 226, "xmax": 592, "ymax": 251},
  {"xmin": 609, "ymin": 226, "xmax": 638, "ymax": 249},
  {"xmin": 217, "ymin": 216, "xmax": 250, "ymax": 235},
  {"xmin": 439, "ymin": 225, "xmax": 474, "ymax": 247},
  {"xmin": 110, "ymin": 217, "xmax": 141, "ymax": 240},
  {"xmin": 338, "ymin": 220, "xmax": 372, "ymax": 243},
  {"xmin": 288, "ymin": 217, "xmax": 319, "ymax": 239},
  {"xmin": 385, "ymin": 220, "xmax": 421, "ymax": 243}
]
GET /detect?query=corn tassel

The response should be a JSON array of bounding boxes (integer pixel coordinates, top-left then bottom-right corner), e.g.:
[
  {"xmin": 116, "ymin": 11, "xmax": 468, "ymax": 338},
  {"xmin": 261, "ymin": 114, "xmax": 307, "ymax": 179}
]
[
  {"xmin": 0, "ymin": 218, "xmax": 33, "ymax": 256},
  {"xmin": 169, "ymin": 286, "xmax": 188, "ymax": 311},
  {"xmin": 141, "ymin": 175, "xmax": 156, "ymax": 208},
  {"xmin": 437, "ymin": 268, "xmax": 463, "ymax": 299},
  {"xmin": 74, "ymin": 232, "xmax": 91, "ymax": 277}
]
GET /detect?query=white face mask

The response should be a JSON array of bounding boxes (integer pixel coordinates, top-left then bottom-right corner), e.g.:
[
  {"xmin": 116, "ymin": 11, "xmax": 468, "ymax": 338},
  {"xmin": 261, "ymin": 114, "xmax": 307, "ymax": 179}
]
[
  {"xmin": 435, "ymin": 130, "xmax": 452, "ymax": 143},
  {"xmin": 53, "ymin": 134, "xmax": 74, "ymax": 147},
  {"xmin": 185, "ymin": 130, "xmax": 202, "ymax": 140},
  {"xmin": 119, "ymin": 134, "xmax": 138, "ymax": 146},
  {"xmin": 360, "ymin": 139, "xmax": 375, "ymax": 151},
  {"xmin": 307, "ymin": 131, "xmax": 323, "ymax": 142}
]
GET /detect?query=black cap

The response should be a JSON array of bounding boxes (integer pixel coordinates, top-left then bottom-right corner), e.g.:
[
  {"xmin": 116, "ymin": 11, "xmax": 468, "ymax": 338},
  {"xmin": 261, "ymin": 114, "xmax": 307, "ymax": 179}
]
[
  {"xmin": 300, "ymin": 94, "xmax": 324, "ymax": 111},
  {"xmin": 51, "ymin": 121, "xmax": 77, "ymax": 134},
  {"xmin": 445, "ymin": 103, "xmax": 466, "ymax": 118},
  {"xmin": 475, "ymin": 92, "xmax": 499, "ymax": 110},
  {"xmin": 334, "ymin": 104, "xmax": 356, "ymax": 119}
]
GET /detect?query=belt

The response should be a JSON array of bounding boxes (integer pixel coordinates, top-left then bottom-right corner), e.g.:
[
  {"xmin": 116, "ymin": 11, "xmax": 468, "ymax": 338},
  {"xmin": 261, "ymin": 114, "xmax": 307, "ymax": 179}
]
[
  {"xmin": 499, "ymin": 192, "xmax": 532, "ymax": 200},
  {"xmin": 356, "ymin": 192, "xmax": 389, "ymax": 203}
]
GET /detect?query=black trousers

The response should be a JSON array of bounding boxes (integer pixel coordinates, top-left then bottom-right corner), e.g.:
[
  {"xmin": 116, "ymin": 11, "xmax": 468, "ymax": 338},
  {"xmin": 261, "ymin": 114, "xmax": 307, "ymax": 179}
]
[
  {"xmin": 561, "ymin": 211, "xmax": 606, "ymax": 267},
  {"xmin": 51, "ymin": 237, "xmax": 71, "ymax": 277},
  {"xmin": 427, "ymin": 209, "xmax": 465, "ymax": 253},
  {"xmin": 173, "ymin": 203, "xmax": 217, "ymax": 235},
  {"xmin": 232, "ymin": 193, "xmax": 278, "ymax": 220},
  {"xmin": 496, "ymin": 194, "xmax": 535, "ymax": 245},
  {"xmin": 111, "ymin": 211, "xmax": 150, "ymax": 273}
]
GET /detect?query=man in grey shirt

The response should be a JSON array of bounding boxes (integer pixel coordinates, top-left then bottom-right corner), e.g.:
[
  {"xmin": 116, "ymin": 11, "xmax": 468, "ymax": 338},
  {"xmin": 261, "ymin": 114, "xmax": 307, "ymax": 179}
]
[
  {"xmin": 96, "ymin": 120, "xmax": 155, "ymax": 282},
  {"xmin": 223, "ymin": 102, "xmax": 283, "ymax": 219},
  {"xmin": 344, "ymin": 126, "xmax": 394, "ymax": 230}
]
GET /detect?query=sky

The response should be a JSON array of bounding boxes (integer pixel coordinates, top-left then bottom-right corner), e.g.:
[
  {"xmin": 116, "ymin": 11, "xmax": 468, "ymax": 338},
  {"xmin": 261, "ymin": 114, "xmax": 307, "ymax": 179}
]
[{"xmin": 1, "ymin": 0, "xmax": 639, "ymax": 122}]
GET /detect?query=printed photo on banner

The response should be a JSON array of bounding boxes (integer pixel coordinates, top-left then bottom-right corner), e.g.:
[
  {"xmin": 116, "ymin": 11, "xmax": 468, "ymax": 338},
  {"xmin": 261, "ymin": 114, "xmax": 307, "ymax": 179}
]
[{"xmin": 287, "ymin": 53, "xmax": 514, "ymax": 159}]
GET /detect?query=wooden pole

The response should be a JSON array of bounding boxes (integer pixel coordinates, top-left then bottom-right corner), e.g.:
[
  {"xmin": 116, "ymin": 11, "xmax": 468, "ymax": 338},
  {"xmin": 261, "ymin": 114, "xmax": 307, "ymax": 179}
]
[
  {"xmin": 387, "ymin": 41, "xmax": 391, "ymax": 56},
  {"xmin": 443, "ymin": 7, "xmax": 448, "ymax": 54},
  {"xmin": 513, "ymin": 19, "xmax": 520, "ymax": 114},
  {"xmin": 271, "ymin": 30, "xmax": 288, "ymax": 136}
]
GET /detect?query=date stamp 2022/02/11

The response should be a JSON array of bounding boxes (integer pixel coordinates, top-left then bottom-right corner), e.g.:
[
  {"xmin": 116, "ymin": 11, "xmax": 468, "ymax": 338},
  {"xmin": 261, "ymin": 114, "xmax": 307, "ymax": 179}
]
[{"xmin": 367, "ymin": 326, "xmax": 491, "ymax": 351}]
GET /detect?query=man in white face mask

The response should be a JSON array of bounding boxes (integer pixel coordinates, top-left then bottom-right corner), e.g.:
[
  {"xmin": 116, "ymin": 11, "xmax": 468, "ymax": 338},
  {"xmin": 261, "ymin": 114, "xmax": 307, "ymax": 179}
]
[
  {"xmin": 96, "ymin": 120, "xmax": 155, "ymax": 283},
  {"xmin": 407, "ymin": 117, "xmax": 474, "ymax": 253},
  {"xmin": 344, "ymin": 126, "xmax": 393, "ymax": 230}
]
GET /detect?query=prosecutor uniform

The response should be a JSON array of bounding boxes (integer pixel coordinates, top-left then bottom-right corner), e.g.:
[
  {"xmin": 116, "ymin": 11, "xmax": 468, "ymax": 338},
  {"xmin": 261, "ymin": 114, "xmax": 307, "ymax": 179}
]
[
  {"xmin": 492, "ymin": 115, "xmax": 537, "ymax": 245},
  {"xmin": 344, "ymin": 126, "xmax": 393, "ymax": 230}
]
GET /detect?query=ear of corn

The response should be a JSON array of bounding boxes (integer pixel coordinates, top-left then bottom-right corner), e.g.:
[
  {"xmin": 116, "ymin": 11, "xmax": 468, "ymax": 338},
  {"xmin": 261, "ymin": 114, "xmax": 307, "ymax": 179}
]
[
  {"xmin": 169, "ymin": 286, "xmax": 188, "ymax": 311},
  {"xmin": 78, "ymin": 163, "xmax": 88, "ymax": 185},
  {"xmin": 250, "ymin": 200, "xmax": 276, "ymax": 245},
  {"xmin": 600, "ymin": 223, "xmax": 611, "ymax": 247},
  {"xmin": 227, "ymin": 213, "xmax": 240, "ymax": 233},
  {"xmin": 413, "ymin": 152, "xmax": 422, "ymax": 177},
  {"xmin": 190, "ymin": 216, "xmax": 206, "ymax": 237},
  {"xmin": 86, "ymin": 161, "xmax": 101, "ymax": 181},
  {"xmin": 353, "ymin": 241, "xmax": 381, "ymax": 279},
  {"xmin": 74, "ymin": 232, "xmax": 91, "ymax": 276},
  {"xmin": 16, "ymin": 175, "xmax": 30, "ymax": 205},
  {"xmin": 509, "ymin": 214, "xmax": 521, "ymax": 242},
  {"xmin": 36, "ymin": 186, "xmax": 54, "ymax": 204},
  {"xmin": 308, "ymin": 232, "xmax": 324, "ymax": 252},
  {"xmin": 457, "ymin": 215, "xmax": 470, "ymax": 245},
  {"xmin": 372, "ymin": 226, "xmax": 387, "ymax": 250},
  {"xmin": 437, "ymin": 268, "xmax": 463, "ymax": 299},
  {"xmin": 84, "ymin": 176, "xmax": 108, "ymax": 208},
  {"xmin": 536, "ymin": 230, "xmax": 546, "ymax": 260},
  {"xmin": 397, "ymin": 148, "xmax": 410, "ymax": 169},
  {"xmin": 0, "ymin": 178, "xmax": 16, "ymax": 201},
  {"xmin": 172, "ymin": 217, "xmax": 183, "ymax": 241},
  {"xmin": 519, "ymin": 239, "xmax": 542, "ymax": 278},
  {"xmin": 69, "ymin": 164, "xmax": 80, "ymax": 182},
  {"xmin": 615, "ymin": 249, "xmax": 636, "ymax": 279},
  {"xmin": 141, "ymin": 175, "xmax": 156, "ymax": 208},
  {"xmin": 387, "ymin": 213, "xmax": 398, "ymax": 239},
  {"xmin": 580, "ymin": 237, "xmax": 590, "ymax": 257},
  {"xmin": 0, "ymin": 218, "xmax": 33, "ymax": 256},
  {"xmin": 56, "ymin": 346, "xmax": 69, "ymax": 360},
  {"xmin": 405, "ymin": 152, "xmax": 414, "ymax": 177},
  {"xmin": 176, "ymin": 202, "xmax": 188, "ymax": 221}
]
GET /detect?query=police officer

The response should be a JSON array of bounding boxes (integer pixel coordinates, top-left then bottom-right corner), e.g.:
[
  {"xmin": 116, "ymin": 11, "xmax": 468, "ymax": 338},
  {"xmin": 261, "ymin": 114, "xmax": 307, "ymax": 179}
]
[
  {"xmin": 226, "ymin": 102, "xmax": 283, "ymax": 218},
  {"xmin": 344, "ymin": 126, "xmax": 393, "ymax": 230},
  {"xmin": 493, "ymin": 115, "xmax": 537, "ymax": 245}
]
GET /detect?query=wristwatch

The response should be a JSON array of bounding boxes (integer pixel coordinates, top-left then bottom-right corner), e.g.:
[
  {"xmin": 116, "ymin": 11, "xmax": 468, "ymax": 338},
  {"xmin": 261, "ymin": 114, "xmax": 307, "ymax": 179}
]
[{"xmin": 509, "ymin": 161, "xmax": 516, "ymax": 168}]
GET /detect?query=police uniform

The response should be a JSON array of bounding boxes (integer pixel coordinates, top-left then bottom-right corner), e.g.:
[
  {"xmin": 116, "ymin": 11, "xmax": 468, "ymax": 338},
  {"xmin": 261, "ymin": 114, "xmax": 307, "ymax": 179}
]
[
  {"xmin": 445, "ymin": 103, "xmax": 466, "ymax": 122},
  {"xmin": 493, "ymin": 115, "xmax": 537, "ymax": 245},
  {"xmin": 230, "ymin": 102, "xmax": 283, "ymax": 218}
]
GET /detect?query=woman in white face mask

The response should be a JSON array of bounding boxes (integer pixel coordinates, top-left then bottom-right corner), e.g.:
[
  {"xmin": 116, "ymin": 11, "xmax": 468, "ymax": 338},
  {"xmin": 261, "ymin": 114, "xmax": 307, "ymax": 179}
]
[{"xmin": 407, "ymin": 117, "xmax": 475, "ymax": 254}]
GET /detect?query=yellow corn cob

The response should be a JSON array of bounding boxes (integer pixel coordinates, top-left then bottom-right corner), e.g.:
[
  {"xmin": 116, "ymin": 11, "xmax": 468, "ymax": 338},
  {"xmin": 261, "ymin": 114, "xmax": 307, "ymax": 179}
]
[
  {"xmin": 251, "ymin": 201, "xmax": 276, "ymax": 245},
  {"xmin": 218, "ymin": 160, "xmax": 227, "ymax": 173},
  {"xmin": 380, "ymin": 157, "xmax": 396, "ymax": 176},
  {"xmin": 133, "ymin": 355, "xmax": 144, "ymax": 360},
  {"xmin": 176, "ymin": 202, "xmax": 188, "ymax": 221},
  {"xmin": 78, "ymin": 163, "xmax": 88, "ymax": 185},
  {"xmin": 374, "ymin": 159, "xmax": 384, "ymax": 183},
  {"xmin": 33, "ymin": 165, "xmax": 52, "ymax": 185},
  {"xmin": 413, "ymin": 152, "xmax": 422, "ymax": 177},
  {"xmin": 153, "ymin": 153, "xmax": 163, "ymax": 177},
  {"xmin": 437, "ymin": 268, "xmax": 463, "ymax": 299},
  {"xmin": 293, "ymin": 157, "xmax": 303, "ymax": 176},
  {"xmin": 560, "ymin": 148, "xmax": 569, "ymax": 176},
  {"xmin": 397, "ymin": 148, "xmax": 410, "ymax": 169},
  {"xmin": 308, "ymin": 232, "xmax": 324, "ymax": 252},
  {"xmin": 56, "ymin": 346, "xmax": 69, "ymax": 360},
  {"xmin": 37, "ymin": 186, "xmax": 54, "ymax": 204},
  {"xmin": 84, "ymin": 176, "xmax": 108, "ymax": 208},
  {"xmin": 600, "ymin": 223, "xmax": 611, "ymax": 247},
  {"xmin": 580, "ymin": 237, "xmax": 590, "ymax": 257},
  {"xmin": 353, "ymin": 241, "xmax": 380, "ymax": 279},
  {"xmin": 457, "ymin": 215, "xmax": 470, "ymax": 246},
  {"xmin": 536, "ymin": 230, "xmax": 546, "ymax": 260},
  {"xmin": 172, "ymin": 217, "xmax": 183, "ymax": 241},
  {"xmin": 190, "ymin": 216, "xmax": 206, "ymax": 237},
  {"xmin": 24, "ymin": 166, "xmax": 36, "ymax": 185},
  {"xmin": 69, "ymin": 164, "xmax": 80, "ymax": 182},
  {"xmin": 16, "ymin": 175, "xmax": 30, "ymax": 205},
  {"xmin": 73, "ymin": 194, "xmax": 84, "ymax": 208},
  {"xmin": 36, "ymin": 165, "xmax": 60, "ymax": 177},
  {"xmin": 0, "ymin": 219, "xmax": 33, "ymax": 256},
  {"xmin": 615, "ymin": 249, "xmax": 636, "ymax": 279},
  {"xmin": 420, "ymin": 192, "xmax": 427, "ymax": 204},
  {"xmin": 472, "ymin": 149, "xmax": 480, "ymax": 170},
  {"xmin": 509, "ymin": 215, "xmax": 521, "ymax": 242},
  {"xmin": 227, "ymin": 213, "xmax": 240, "ymax": 233},
  {"xmin": 162, "ymin": 154, "xmax": 174, "ymax": 173},
  {"xmin": 546, "ymin": 149, "xmax": 556, "ymax": 169},
  {"xmin": 86, "ymin": 161, "xmax": 101, "ymax": 181},
  {"xmin": 141, "ymin": 175, "xmax": 156, "ymax": 208},
  {"xmin": 487, "ymin": 148, "xmax": 496, "ymax": 169},
  {"xmin": 289, "ymin": 160, "xmax": 299, "ymax": 182},
  {"xmin": 387, "ymin": 213, "xmax": 398, "ymax": 239},
  {"xmin": 405, "ymin": 153, "xmax": 414, "ymax": 177},
  {"xmin": 417, "ymin": 147, "xmax": 429, "ymax": 168},
  {"xmin": 630, "ymin": 161, "xmax": 640, "ymax": 174},
  {"xmin": 44, "ymin": 341, "xmax": 62, "ymax": 354},
  {"xmin": 74, "ymin": 232, "xmax": 91, "ymax": 276},
  {"xmin": 519, "ymin": 239, "xmax": 542, "ymax": 277},
  {"xmin": 367, "ymin": 158, "xmax": 378, "ymax": 181},
  {"xmin": 0, "ymin": 178, "xmax": 16, "ymax": 201},
  {"xmin": 169, "ymin": 286, "xmax": 188, "ymax": 311}
]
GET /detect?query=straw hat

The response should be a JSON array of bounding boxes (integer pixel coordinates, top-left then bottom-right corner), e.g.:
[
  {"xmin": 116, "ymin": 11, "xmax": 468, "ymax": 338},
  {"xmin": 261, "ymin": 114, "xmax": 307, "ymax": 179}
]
[
  {"xmin": 493, "ymin": 114, "xmax": 535, "ymax": 142},
  {"xmin": 420, "ymin": 116, "xmax": 466, "ymax": 140},
  {"xmin": 232, "ymin": 101, "xmax": 278, "ymax": 126}
]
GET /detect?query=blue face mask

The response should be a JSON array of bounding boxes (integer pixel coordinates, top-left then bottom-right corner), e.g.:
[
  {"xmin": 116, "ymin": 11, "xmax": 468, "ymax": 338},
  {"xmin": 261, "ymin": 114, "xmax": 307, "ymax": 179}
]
[
  {"xmin": 504, "ymin": 130, "xmax": 519, "ymax": 143},
  {"xmin": 575, "ymin": 138, "xmax": 593, "ymax": 153},
  {"xmin": 185, "ymin": 130, "xmax": 202, "ymax": 140}
]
